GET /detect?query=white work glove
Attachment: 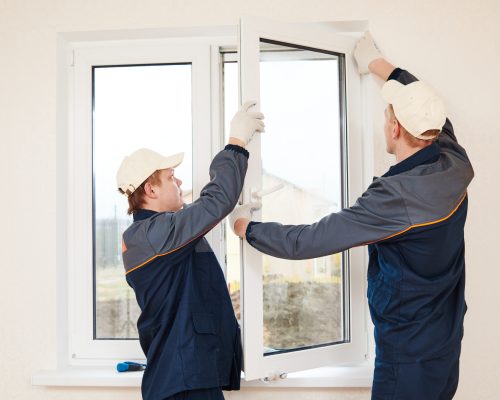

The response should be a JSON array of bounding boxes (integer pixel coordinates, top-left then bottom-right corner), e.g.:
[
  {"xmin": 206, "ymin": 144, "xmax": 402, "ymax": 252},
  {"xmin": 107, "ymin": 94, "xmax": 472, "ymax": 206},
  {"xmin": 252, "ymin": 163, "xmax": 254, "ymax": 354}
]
[
  {"xmin": 353, "ymin": 31, "xmax": 383, "ymax": 75},
  {"xmin": 229, "ymin": 201, "xmax": 262, "ymax": 236},
  {"xmin": 230, "ymin": 101, "xmax": 265, "ymax": 145}
]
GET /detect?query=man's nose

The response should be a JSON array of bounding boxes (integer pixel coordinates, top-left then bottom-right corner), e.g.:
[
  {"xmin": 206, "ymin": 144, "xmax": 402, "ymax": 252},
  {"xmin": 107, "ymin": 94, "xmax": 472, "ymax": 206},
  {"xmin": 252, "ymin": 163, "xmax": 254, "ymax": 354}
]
[{"xmin": 176, "ymin": 178, "xmax": 182, "ymax": 187}]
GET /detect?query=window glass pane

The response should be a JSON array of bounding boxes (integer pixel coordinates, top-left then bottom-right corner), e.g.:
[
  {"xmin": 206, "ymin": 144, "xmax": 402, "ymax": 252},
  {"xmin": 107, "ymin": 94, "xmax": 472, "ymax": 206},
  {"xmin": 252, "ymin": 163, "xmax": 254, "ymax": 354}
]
[
  {"xmin": 93, "ymin": 64, "xmax": 193, "ymax": 339},
  {"xmin": 223, "ymin": 43, "xmax": 347, "ymax": 354},
  {"xmin": 259, "ymin": 41, "xmax": 345, "ymax": 353}
]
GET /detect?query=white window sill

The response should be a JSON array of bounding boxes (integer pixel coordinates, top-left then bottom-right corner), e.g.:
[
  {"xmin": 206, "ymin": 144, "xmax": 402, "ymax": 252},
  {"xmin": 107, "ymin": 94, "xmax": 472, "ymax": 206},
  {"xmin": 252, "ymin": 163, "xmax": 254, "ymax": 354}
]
[{"xmin": 32, "ymin": 363, "xmax": 373, "ymax": 388}]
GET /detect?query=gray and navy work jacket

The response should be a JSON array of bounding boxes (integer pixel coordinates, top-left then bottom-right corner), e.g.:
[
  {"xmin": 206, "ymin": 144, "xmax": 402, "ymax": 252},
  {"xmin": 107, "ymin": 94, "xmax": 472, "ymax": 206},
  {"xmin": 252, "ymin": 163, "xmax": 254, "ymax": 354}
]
[
  {"xmin": 122, "ymin": 145, "xmax": 248, "ymax": 400},
  {"xmin": 246, "ymin": 68, "xmax": 474, "ymax": 364}
]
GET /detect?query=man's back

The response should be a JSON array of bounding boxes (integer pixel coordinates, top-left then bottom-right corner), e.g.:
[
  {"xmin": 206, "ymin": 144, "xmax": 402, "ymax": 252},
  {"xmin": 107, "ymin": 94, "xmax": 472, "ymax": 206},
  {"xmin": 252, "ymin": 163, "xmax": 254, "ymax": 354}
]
[{"xmin": 368, "ymin": 156, "xmax": 468, "ymax": 362}]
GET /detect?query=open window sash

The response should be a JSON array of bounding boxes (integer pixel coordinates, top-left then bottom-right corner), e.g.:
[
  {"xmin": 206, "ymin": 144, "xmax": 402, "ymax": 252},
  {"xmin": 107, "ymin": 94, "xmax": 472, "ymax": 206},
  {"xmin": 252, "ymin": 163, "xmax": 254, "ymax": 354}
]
[{"xmin": 238, "ymin": 16, "xmax": 367, "ymax": 381}]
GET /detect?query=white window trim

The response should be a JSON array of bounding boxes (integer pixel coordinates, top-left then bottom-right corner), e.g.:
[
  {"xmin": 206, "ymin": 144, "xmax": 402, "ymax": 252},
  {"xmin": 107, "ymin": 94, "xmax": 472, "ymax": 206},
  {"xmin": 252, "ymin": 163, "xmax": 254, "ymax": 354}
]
[
  {"xmin": 44, "ymin": 22, "xmax": 376, "ymax": 387},
  {"xmin": 32, "ymin": 362, "xmax": 373, "ymax": 388},
  {"xmin": 238, "ymin": 16, "xmax": 369, "ymax": 380},
  {"xmin": 68, "ymin": 39, "xmax": 219, "ymax": 362}
]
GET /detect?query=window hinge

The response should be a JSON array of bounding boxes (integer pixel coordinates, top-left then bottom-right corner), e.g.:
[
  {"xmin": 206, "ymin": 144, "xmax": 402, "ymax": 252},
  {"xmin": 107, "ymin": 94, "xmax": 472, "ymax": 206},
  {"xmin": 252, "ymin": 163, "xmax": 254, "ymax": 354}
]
[{"xmin": 260, "ymin": 371, "xmax": 288, "ymax": 383}]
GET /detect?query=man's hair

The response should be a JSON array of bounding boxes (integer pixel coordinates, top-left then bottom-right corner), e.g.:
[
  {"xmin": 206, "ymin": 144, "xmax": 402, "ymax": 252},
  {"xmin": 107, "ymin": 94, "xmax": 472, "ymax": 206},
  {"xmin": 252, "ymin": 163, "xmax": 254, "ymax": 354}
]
[
  {"xmin": 123, "ymin": 170, "xmax": 162, "ymax": 215},
  {"xmin": 388, "ymin": 104, "xmax": 440, "ymax": 145}
]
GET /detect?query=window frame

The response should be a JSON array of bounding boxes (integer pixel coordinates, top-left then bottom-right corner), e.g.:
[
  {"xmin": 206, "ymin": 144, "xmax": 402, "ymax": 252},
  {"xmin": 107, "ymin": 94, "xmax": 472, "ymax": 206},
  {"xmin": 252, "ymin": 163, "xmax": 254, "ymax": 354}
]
[
  {"xmin": 67, "ymin": 39, "xmax": 214, "ymax": 362},
  {"xmin": 57, "ymin": 23, "xmax": 372, "ymax": 379},
  {"xmin": 238, "ymin": 16, "xmax": 368, "ymax": 380}
]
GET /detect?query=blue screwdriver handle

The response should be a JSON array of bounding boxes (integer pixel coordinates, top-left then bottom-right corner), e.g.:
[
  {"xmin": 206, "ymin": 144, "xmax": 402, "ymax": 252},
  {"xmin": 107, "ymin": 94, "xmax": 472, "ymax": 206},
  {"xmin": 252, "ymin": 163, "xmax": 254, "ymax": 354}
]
[{"xmin": 116, "ymin": 361, "xmax": 147, "ymax": 372}]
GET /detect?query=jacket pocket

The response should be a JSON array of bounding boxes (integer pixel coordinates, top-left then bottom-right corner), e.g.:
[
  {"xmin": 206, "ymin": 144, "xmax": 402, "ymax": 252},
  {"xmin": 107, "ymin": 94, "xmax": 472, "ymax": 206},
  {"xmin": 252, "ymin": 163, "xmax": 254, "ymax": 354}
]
[
  {"xmin": 368, "ymin": 274, "xmax": 395, "ymax": 316},
  {"xmin": 179, "ymin": 312, "xmax": 219, "ymax": 388}
]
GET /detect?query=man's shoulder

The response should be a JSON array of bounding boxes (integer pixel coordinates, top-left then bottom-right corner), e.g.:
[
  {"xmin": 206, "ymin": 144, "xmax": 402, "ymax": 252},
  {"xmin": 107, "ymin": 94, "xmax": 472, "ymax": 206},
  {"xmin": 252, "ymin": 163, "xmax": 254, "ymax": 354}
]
[{"xmin": 377, "ymin": 162, "xmax": 470, "ymax": 227}]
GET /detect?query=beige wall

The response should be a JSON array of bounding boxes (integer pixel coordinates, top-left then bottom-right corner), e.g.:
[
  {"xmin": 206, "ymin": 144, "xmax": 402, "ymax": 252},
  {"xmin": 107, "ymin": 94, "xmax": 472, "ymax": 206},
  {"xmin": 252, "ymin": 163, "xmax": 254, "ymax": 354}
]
[{"xmin": 1, "ymin": 0, "xmax": 499, "ymax": 399}]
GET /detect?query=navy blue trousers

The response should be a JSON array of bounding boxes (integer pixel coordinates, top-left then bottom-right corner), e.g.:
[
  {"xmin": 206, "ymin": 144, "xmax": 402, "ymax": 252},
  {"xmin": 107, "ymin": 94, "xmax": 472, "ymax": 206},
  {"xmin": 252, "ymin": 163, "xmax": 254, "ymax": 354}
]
[
  {"xmin": 166, "ymin": 387, "xmax": 224, "ymax": 400},
  {"xmin": 372, "ymin": 348, "xmax": 460, "ymax": 400}
]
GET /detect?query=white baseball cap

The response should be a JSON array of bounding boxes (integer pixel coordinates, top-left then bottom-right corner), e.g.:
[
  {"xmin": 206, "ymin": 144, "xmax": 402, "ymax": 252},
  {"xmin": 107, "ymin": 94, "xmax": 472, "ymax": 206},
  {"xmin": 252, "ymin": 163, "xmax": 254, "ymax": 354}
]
[
  {"xmin": 116, "ymin": 148, "xmax": 184, "ymax": 196},
  {"xmin": 382, "ymin": 80, "xmax": 447, "ymax": 139}
]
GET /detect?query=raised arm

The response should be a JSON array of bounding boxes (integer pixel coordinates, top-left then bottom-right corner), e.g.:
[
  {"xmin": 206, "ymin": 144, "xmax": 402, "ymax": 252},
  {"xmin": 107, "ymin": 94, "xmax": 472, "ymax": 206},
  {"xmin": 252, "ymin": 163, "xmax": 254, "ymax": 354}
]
[
  {"xmin": 142, "ymin": 102, "xmax": 265, "ymax": 255},
  {"xmin": 144, "ymin": 145, "xmax": 250, "ymax": 255},
  {"xmin": 371, "ymin": 60, "xmax": 457, "ymax": 144},
  {"xmin": 355, "ymin": 32, "xmax": 457, "ymax": 144},
  {"xmin": 244, "ymin": 179, "xmax": 410, "ymax": 260}
]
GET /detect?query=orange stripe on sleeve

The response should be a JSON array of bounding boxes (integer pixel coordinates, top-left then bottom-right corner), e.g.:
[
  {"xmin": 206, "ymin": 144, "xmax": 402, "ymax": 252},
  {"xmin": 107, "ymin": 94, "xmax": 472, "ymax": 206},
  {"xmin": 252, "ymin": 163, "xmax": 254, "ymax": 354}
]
[
  {"xmin": 362, "ymin": 192, "xmax": 468, "ymax": 246},
  {"xmin": 125, "ymin": 222, "xmax": 218, "ymax": 275}
]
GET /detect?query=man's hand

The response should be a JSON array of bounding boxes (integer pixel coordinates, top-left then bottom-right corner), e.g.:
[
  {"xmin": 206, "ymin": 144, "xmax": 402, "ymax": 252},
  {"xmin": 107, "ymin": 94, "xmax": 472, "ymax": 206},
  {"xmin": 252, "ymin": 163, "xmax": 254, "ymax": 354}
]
[
  {"xmin": 229, "ymin": 202, "xmax": 262, "ymax": 238},
  {"xmin": 353, "ymin": 31, "xmax": 383, "ymax": 75},
  {"xmin": 229, "ymin": 101, "xmax": 265, "ymax": 146}
]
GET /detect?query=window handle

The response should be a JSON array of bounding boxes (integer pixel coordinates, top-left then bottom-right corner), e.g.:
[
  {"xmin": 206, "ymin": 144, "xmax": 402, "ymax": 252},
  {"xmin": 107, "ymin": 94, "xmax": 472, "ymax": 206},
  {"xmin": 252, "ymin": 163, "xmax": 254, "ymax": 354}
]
[{"xmin": 251, "ymin": 183, "xmax": 284, "ymax": 200}]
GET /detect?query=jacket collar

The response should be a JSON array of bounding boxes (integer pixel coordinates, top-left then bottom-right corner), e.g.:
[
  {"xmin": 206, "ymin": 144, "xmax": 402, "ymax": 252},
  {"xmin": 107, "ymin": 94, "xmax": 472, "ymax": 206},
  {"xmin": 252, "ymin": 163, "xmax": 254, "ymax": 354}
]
[
  {"xmin": 382, "ymin": 142, "xmax": 440, "ymax": 178},
  {"xmin": 133, "ymin": 209, "xmax": 158, "ymax": 221}
]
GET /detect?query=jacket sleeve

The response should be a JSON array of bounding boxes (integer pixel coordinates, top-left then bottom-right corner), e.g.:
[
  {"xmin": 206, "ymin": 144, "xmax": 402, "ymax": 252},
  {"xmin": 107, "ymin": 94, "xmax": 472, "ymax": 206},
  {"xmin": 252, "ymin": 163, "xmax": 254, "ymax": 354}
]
[
  {"xmin": 245, "ymin": 178, "xmax": 410, "ymax": 260},
  {"xmin": 145, "ymin": 144, "xmax": 249, "ymax": 255},
  {"xmin": 388, "ymin": 67, "xmax": 457, "ymax": 143}
]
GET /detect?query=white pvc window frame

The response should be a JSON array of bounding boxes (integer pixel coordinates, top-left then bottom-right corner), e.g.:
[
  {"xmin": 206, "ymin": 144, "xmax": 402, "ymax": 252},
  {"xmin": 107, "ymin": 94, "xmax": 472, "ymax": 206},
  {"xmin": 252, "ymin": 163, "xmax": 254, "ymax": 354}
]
[
  {"xmin": 58, "ymin": 22, "xmax": 370, "ymax": 378},
  {"xmin": 68, "ymin": 39, "xmax": 213, "ymax": 362},
  {"xmin": 238, "ymin": 16, "xmax": 367, "ymax": 380}
]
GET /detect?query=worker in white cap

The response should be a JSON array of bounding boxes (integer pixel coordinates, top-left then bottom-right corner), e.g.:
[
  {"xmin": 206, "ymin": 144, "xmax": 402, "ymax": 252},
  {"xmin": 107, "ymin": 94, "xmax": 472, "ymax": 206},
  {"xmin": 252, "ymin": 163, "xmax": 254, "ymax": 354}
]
[
  {"xmin": 117, "ymin": 102, "xmax": 264, "ymax": 400},
  {"xmin": 230, "ymin": 32, "xmax": 474, "ymax": 400}
]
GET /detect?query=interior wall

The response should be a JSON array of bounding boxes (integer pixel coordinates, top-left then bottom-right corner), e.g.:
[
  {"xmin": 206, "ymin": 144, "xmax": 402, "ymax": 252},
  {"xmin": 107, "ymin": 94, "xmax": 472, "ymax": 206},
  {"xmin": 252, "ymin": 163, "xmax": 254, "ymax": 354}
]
[{"xmin": 1, "ymin": 0, "xmax": 499, "ymax": 399}]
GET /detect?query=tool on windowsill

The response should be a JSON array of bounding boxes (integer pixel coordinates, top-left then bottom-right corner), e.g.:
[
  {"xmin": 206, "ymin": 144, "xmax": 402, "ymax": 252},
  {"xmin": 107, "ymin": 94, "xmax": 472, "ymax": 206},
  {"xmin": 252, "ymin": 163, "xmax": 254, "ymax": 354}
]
[{"xmin": 116, "ymin": 361, "xmax": 147, "ymax": 372}]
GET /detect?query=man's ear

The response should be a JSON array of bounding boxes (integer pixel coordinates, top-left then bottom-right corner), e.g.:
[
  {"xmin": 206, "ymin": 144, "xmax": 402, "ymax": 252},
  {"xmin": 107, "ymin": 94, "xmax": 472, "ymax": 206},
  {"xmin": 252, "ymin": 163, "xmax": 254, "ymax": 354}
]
[
  {"xmin": 143, "ymin": 182, "xmax": 156, "ymax": 199},
  {"xmin": 392, "ymin": 118, "xmax": 401, "ymax": 140}
]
